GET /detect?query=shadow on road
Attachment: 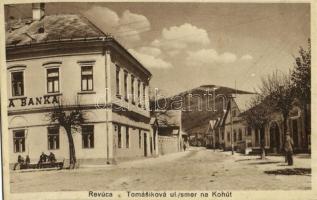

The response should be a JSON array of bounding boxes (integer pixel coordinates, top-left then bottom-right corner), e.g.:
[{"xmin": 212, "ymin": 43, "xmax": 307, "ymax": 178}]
[
  {"xmin": 248, "ymin": 161, "xmax": 282, "ymax": 165},
  {"xmin": 264, "ymin": 168, "xmax": 311, "ymax": 176}
]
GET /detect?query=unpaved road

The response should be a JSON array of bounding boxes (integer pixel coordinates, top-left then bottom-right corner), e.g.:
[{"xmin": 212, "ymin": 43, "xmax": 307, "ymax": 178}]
[{"xmin": 10, "ymin": 147, "xmax": 311, "ymax": 192}]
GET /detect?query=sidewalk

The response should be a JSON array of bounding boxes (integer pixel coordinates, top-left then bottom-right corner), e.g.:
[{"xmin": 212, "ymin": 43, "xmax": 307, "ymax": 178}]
[
  {"xmin": 79, "ymin": 149, "xmax": 192, "ymax": 170},
  {"xmin": 221, "ymin": 150, "xmax": 311, "ymax": 176}
]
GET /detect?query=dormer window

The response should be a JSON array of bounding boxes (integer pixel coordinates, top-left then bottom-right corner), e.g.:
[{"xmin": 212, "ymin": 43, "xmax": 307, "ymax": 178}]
[{"xmin": 11, "ymin": 71, "xmax": 24, "ymax": 97}]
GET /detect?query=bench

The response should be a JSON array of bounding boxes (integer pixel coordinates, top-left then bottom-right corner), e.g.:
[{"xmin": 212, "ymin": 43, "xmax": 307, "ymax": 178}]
[{"xmin": 19, "ymin": 160, "xmax": 64, "ymax": 170}]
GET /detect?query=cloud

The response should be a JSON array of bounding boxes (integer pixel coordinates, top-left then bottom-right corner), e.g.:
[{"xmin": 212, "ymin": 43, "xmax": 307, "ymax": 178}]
[
  {"xmin": 84, "ymin": 6, "xmax": 119, "ymax": 29},
  {"xmin": 138, "ymin": 46, "xmax": 162, "ymax": 57},
  {"xmin": 151, "ymin": 23, "xmax": 210, "ymax": 50},
  {"xmin": 129, "ymin": 49, "xmax": 172, "ymax": 69},
  {"xmin": 186, "ymin": 49, "xmax": 237, "ymax": 66},
  {"xmin": 240, "ymin": 54, "xmax": 253, "ymax": 61},
  {"xmin": 84, "ymin": 6, "xmax": 150, "ymax": 43}
]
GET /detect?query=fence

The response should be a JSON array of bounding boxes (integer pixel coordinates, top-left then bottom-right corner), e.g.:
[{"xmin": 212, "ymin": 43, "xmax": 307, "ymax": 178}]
[{"xmin": 158, "ymin": 136, "xmax": 180, "ymax": 155}]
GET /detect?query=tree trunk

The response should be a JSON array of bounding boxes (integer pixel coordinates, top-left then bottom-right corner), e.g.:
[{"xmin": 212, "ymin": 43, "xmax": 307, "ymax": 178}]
[
  {"xmin": 303, "ymin": 103, "xmax": 310, "ymax": 150},
  {"xmin": 283, "ymin": 114, "xmax": 288, "ymax": 136},
  {"xmin": 65, "ymin": 127, "xmax": 76, "ymax": 169},
  {"xmin": 260, "ymin": 127, "xmax": 266, "ymax": 160}
]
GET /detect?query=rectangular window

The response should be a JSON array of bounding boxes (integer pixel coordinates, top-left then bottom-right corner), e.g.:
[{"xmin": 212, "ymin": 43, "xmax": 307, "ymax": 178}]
[
  {"xmin": 227, "ymin": 132, "xmax": 230, "ymax": 142},
  {"xmin": 81, "ymin": 66, "xmax": 93, "ymax": 91},
  {"xmin": 47, "ymin": 68, "xmax": 60, "ymax": 93},
  {"xmin": 116, "ymin": 66, "xmax": 120, "ymax": 96},
  {"xmin": 13, "ymin": 130, "xmax": 25, "ymax": 153},
  {"xmin": 221, "ymin": 131, "xmax": 224, "ymax": 140},
  {"xmin": 238, "ymin": 129, "xmax": 242, "ymax": 141},
  {"xmin": 48, "ymin": 127, "xmax": 60, "ymax": 150},
  {"xmin": 126, "ymin": 126, "xmax": 129, "ymax": 148},
  {"xmin": 11, "ymin": 71, "xmax": 24, "ymax": 96},
  {"xmin": 124, "ymin": 71, "xmax": 128, "ymax": 101},
  {"xmin": 139, "ymin": 130, "xmax": 142, "ymax": 148},
  {"xmin": 118, "ymin": 125, "xmax": 122, "ymax": 148},
  {"xmin": 137, "ymin": 80, "xmax": 141, "ymax": 105},
  {"xmin": 131, "ymin": 75, "xmax": 135, "ymax": 104},
  {"xmin": 247, "ymin": 127, "xmax": 252, "ymax": 136},
  {"xmin": 143, "ymin": 84, "xmax": 146, "ymax": 109},
  {"xmin": 82, "ymin": 125, "xmax": 94, "ymax": 148}
]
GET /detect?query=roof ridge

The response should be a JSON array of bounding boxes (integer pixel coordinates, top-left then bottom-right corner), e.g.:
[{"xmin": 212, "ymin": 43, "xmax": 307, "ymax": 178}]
[{"xmin": 78, "ymin": 14, "xmax": 107, "ymax": 37}]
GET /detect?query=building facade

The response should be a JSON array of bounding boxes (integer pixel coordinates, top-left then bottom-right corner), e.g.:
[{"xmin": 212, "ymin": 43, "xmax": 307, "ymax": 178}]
[
  {"xmin": 217, "ymin": 94, "xmax": 310, "ymax": 154},
  {"xmin": 6, "ymin": 4, "xmax": 154, "ymax": 168}
]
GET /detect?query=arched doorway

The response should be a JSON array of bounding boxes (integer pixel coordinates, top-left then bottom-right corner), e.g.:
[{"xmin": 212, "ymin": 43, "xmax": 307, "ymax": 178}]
[{"xmin": 269, "ymin": 122, "xmax": 280, "ymax": 153}]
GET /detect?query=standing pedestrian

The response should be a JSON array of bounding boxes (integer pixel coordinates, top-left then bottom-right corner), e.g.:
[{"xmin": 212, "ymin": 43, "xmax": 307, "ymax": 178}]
[{"xmin": 284, "ymin": 133, "xmax": 294, "ymax": 166}]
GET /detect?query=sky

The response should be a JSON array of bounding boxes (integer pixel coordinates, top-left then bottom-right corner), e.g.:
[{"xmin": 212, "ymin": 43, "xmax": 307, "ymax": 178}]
[{"xmin": 5, "ymin": 2, "xmax": 310, "ymax": 96}]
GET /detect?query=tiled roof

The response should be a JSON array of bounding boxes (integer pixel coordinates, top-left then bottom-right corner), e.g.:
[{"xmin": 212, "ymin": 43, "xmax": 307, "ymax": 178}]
[{"xmin": 6, "ymin": 14, "xmax": 105, "ymax": 46}]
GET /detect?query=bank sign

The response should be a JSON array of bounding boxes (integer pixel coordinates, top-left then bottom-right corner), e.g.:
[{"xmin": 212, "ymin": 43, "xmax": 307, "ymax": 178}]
[{"xmin": 8, "ymin": 95, "xmax": 60, "ymax": 108}]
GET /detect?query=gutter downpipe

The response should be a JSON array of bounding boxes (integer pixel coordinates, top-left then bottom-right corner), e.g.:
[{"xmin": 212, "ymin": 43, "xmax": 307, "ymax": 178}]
[{"xmin": 105, "ymin": 42, "xmax": 112, "ymax": 164}]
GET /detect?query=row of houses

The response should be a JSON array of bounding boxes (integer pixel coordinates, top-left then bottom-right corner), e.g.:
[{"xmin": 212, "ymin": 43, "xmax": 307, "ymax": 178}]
[
  {"xmin": 5, "ymin": 3, "xmax": 185, "ymax": 168},
  {"xmin": 205, "ymin": 93, "xmax": 310, "ymax": 154}
]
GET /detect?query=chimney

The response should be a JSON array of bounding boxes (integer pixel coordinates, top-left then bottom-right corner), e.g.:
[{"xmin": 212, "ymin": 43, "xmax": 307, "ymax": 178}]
[{"xmin": 32, "ymin": 3, "xmax": 45, "ymax": 21}]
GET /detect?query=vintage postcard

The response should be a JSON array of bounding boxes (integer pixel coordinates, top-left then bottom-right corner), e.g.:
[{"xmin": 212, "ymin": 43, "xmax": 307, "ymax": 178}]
[{"xmin": 0, "ymin": 0, "xmax": 316, "ymax": 200}]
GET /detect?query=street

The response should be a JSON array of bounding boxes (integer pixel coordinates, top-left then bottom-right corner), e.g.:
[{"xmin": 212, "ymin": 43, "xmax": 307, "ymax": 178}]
[{"xmin": 10, "ymin": 147, "xmax": 311, "ymax": 193}]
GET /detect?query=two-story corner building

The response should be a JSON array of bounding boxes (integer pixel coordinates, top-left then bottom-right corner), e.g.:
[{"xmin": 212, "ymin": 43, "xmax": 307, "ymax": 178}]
[{"xmin": 5, "ymin": 3, "xmax": 153, "ymax": 168}]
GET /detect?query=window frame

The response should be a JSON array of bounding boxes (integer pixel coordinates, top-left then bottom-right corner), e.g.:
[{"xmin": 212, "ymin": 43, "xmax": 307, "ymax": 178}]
[
  {"xmin": 143, "ymin": 84, "xmax": 146, "ymax": 109},
  {"xmin": 124, "ymin": 70, "xmax": 128, "ymax": 101},
  {"xmin": 126, "ymin": 126, "xmax": 129, "ymax": 148},
  {"xmin": 82, "ymin": 125, "xmax": 94, "ymax": 149},
  {"xmin": 116, "ymin": 65, "xmax": 121, "ymax": 97},
  {"xmin": 238, "ymin": 128, "xmax": 242, "ymax": 141},
  {"xmin": 118, "ymin": 124, "xmax": 122, "ymax": 148},
  {"xmin": 137, "ymin": 79, "xmax": 141, "ymax": 106},
  {"xmin": 13, "ymin": 129, "xmax": 26, "ymax": 153},
  {"xmin": 11, "ymin": 71, "xmax": 25, "ymax": 97},
  {"xmin": 47, "ymin": 126, "xmax": 60, "ymax": 150},
  {"xmin": 81, "ymin": 65, "xmax": 94, "ymax": 92},
  {"xmin": 46, "ymin": 68, "xmax": 60, "ymax": 94},
  {"xmin": 131, "ymin": 75, "xmax": 135, "ymax": 104}
]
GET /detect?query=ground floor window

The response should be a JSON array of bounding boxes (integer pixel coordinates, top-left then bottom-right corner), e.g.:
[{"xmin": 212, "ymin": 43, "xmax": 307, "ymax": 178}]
[
  {"xmin": 13, "ymin": 130, "xmax": 25, "ymax": 153},
  {"xmin": 82, "ymin": 125, "xmax": 94, "ymax": 148},
  {"xmin": 117, "ymin": 125, "xmax": 122, "ymax": 148},
  {"xmin": 126, "ymin": 126, "xmax": 129, "ymax": 148},
  {"xmin": 48, "ymin": 127, "xmax": 60, "ymax": 150},
  {"xmin": 238, "ymin": 129, "xmax": 242, "ymax": 141}
]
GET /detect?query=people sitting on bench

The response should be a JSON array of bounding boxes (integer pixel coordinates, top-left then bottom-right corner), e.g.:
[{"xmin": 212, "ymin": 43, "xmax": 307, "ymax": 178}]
[
  {"xmin": 25, "ymin": 155, "xmax": 30, "ymax": 165},
  {"xmin": 13, "ymin": 155, "xmax": 24, "ymax": 170},
  {"xmin": 38, "ymin": 152, "xmax": 48, "ymax": 168},
  {"xmin": 48, "ymin": 152, "xmax": 56, "ymax": 163}
]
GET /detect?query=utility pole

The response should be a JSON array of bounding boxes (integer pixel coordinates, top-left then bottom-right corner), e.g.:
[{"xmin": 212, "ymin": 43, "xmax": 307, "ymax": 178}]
[{"xmin": 229, "ymin": 95, "xmax": 234, "ymax": 155}]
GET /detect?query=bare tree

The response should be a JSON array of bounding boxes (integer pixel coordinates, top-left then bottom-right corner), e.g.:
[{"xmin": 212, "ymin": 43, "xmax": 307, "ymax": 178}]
[
  {"xmin": 242, "ymin": 95, "xmax": 272, "ymax": 159},
  {"xmin": 48, "ymin": 102, "xmax": 85, "ymax": 169},
  {"xmin": 259, "ymin": 71, "xmax": 294, "ymax": 141}
]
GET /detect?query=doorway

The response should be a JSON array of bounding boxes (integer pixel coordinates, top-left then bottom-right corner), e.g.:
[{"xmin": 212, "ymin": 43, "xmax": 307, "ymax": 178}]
[{"xmin": 144, "ymin": 133, "xmax": 147, "ymax": 157}]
